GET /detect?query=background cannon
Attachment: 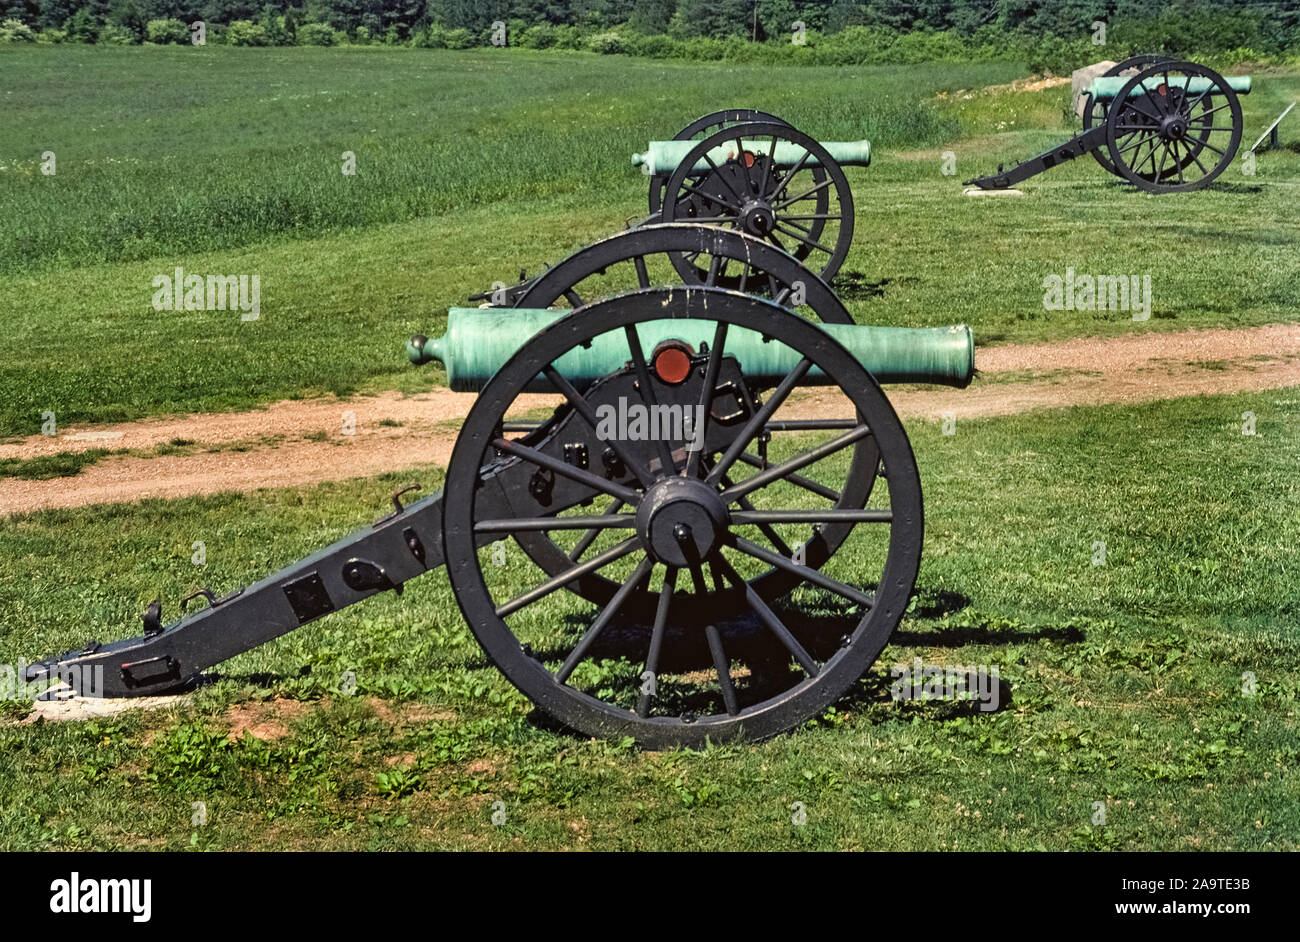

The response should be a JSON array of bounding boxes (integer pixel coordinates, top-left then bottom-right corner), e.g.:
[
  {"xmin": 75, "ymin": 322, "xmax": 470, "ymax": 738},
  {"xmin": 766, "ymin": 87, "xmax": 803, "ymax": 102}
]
[
  {"xmin": 475, "ymin": 111, "xmax": 868, "ymax": 304},
  {"xmin": 966, "ymin": 59, "xmax": 1249, "ymax": 193},
  {"xmin": 25, "ymin": 234, "xmax": 973, "ymax": 748}
]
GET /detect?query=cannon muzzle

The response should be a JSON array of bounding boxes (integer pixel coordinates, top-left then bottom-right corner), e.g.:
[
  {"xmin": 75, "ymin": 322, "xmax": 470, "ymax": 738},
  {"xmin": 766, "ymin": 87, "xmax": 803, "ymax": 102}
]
[
  {"xmin": 633, "ymin": 139, "xmax": 872, "ymax": 176},
  {"xmin": 409, "ymin": 307, "xmax": 973, "ymax": 392}
]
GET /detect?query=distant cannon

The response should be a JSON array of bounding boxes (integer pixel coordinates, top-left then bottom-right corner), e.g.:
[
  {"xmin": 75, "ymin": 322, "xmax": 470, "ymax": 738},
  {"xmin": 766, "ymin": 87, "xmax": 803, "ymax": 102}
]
[
  {"xmin": 967, "ymin": 59, "xmax": 1250, "ymax": 193},
  {"xmin": 476, "ymin": 110, "xmax": 869, "ymax": 305}
]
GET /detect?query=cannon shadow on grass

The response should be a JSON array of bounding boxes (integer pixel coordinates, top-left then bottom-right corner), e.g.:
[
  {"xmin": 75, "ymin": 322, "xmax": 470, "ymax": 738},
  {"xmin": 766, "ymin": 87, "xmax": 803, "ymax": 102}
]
[
  {"xmin": 509, "ymin": 581, "xmax": 1055, "ymax": 740},
  {"xmin": 200, "ymin": 584, "xmax": 1075, "ymax": 736}
]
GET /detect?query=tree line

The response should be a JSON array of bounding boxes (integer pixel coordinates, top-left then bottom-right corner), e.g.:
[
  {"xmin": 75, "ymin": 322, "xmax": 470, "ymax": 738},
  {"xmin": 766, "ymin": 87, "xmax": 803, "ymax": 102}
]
[{"xmin": 2, "ymin": 1, "xmax": 1297, "ymax": 62}]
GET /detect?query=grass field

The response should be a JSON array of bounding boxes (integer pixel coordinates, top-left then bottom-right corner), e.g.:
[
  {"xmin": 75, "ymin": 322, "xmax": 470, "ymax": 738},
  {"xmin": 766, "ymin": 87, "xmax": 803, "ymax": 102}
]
[
  {"xmin": 1, "ymin": 390, "xmax": 1296, "ymax": 850},
  {"xmin": 0, "ymin": 45, "xmax": 1298, "ymax": 851},
  {"xmin": 1, "ymin": 46, "xmax": 1298, "ymax": 438}
]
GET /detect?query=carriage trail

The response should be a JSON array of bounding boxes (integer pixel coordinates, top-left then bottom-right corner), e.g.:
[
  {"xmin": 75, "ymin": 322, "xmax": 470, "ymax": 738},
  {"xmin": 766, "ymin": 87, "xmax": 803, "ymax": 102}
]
[{"xmin": 2, "ymin": 322, "xmax": 1297, "ymax": 516}]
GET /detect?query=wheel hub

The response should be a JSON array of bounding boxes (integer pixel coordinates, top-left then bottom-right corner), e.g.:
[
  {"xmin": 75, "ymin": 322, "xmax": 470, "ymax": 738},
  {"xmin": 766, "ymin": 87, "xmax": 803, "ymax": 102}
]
[
  {"xmin": 739, "ymin": 200, "xmax": 775, "ymax": 236},
  {"xmin": 636, "ymin": 477, "xmax": 729, "ymax": 567},
  {"xmin": 1160, "ymin": 114, "xmax": 1188, "ymax": 140}
]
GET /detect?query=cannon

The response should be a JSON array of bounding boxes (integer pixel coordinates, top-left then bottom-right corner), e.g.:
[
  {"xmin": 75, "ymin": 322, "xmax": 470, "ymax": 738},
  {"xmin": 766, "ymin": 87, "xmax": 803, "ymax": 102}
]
[
  {"xmin": 966, "ymin": 59, "xmax": 1249, "ymax": 193},
  {"xmin": 633, "ymin": 111, "xmax": 869, "ymax": 285},
  {"xmin": 474, "ymin": 110, "xmax": 868, "ymax": 305},
  {"xmin": 23, "ymin": 227, "xmax": 974, "ymax": 748}
]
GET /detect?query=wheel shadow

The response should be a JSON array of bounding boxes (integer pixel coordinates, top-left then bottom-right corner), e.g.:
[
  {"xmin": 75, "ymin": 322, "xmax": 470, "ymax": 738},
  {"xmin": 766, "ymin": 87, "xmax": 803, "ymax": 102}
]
[{"xmin": 479, "ymin": 581, "xmax": 1087, "ymax": 740}]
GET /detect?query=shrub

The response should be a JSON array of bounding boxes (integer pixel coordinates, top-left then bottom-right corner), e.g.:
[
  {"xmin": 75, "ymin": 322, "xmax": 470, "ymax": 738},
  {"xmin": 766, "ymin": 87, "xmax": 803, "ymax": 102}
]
[
  {"xmin": 626, "ymin": 32, "xmax": 675, "ymax": 58},
  {"xmin": 1024, "ymin": 34, "xmax": 1096, "ymax": 76},
  {"xmin": 410, "ymin": 25, "xmax": 444, "ymax": 48},
  {"xmin": 585, "ymin": 30, "xmax": 625, "ymax": 54},
  {"xmin": 261, "ymin": 11, "xmax": 289, "ymax": 46},
  {"xmin": 551, "ymin": 25, "xmax": 581, "ymax": 50},
  {"xmin": 1221, "ymin": 46, "xmax": 1265, "ymax": 67},
  {"xmin": 518, "ymin": 24, "xmax": 558, "ymax": 49},
  {"xmin": 97, "ymin": 23, "xmax": 137, "ymax": 45},
  {"xmin": 0, "ymin": 18, "xmax": 35, "ymax": 43},
  {"xmin": 297, "ymin": 22, "xmax": 334, "ymax": 46},
  {"xmin": 36, "ymin": 28, "xmax": 66, "ymax": 44},
  {"xmin": 225, "ymin": 20, "xmax": 268, "ymax": 47},
  {"xmin": 353, "ymin": 26, "xmax": 371, "ymax": 45},
  {"xmin": 64, "ymin": 8, "xmax": 98, "ymax": 43},
  {"xmin": 881, "ymin": 30, "xmax": 968, "ymax": 65},
  {"xmin": 332, "ymin": 29, "xmax": 349, "ymax": 46},
  {"xmin": 146, "ymin": 18, "xmax": 188, "ymax": 45},
  {"xmin": 443, "ymin": 27, "xmax": 475, "ymax": 50}
]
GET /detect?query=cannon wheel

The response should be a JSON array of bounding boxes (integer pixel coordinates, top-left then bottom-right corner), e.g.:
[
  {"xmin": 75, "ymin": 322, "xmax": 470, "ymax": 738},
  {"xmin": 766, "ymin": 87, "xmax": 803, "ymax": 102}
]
[
  {"xmin": 442, "ymin": 287, "xmax": 922, "ymax": 748},
  {"xmin": 660, "ymin": 122, "xmax": 853, "ymax": 287},
  {"xmin": 511, "ymin": 224, "xmax": 881, "ymax": 611},
  {"xmin": 1105, "ymin": 60, "xmax": 1242, "ymax": 193},
  {"xmin": 647, "ymin": 109, "xmax": 796, "ymax": 216},
  {"xmin": 1082, "ymin": 55, "xmax": 1174, "ymax": 175}
]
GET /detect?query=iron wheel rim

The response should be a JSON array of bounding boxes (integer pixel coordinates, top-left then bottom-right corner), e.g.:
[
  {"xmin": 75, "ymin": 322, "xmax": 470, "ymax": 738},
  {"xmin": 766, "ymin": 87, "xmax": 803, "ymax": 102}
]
[
  {"xmin": 1105, "ymin": 60, "xmax": 1242, "ymax": 193},
  {"xmin": 649, "ymin": 109, "xmax": 794, "ymax": 216},
  {"xmin": 442, "ymin": 288, "xmax": 921, "ymax": 748},
  {"xmin": 660, "ymin": 122, "xmax": 852, "ymax": 286}
]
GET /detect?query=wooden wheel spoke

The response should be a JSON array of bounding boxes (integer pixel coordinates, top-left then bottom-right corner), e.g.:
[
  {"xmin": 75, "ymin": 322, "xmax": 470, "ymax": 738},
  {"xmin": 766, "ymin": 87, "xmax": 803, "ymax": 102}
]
[
  {"xmin": 496, "ymin": 537, "xmax": 640, "ymax": 617},
  {"xmin": 737, "ymin": 452, "xmax": 843, "ymax": 501},
  {"xmin": 766, "ymin": 148, "xmax": 812, "ymax": 202},
  {"xmin": 556, "ymin": 558, "xmax": 654, "ymax": 684},
  {"xmin": 712, "ymin": 554, "xmax": 818, "ymax": 677},
  {"xmin": 706, "ymin": 357, "xmax": 813, "ymax": 487},
  {"xmin": 721, "ymin": 424, "xmax": 872, "ymax": 503},
  {"xmin": 684, "ymin": 320, "xmax": 729, "ymax": 479},
  {"xmin": 632, "ymin": 255, "xmax": 651, "ymax": 289},
  {"xmin": 773, "ymin": 221, "xmax": 834, "ymax": 256},
  {"xmin": 773, "ymin": 177, "xmax": 833, "ymax": 211},
  {"xmin": 543, "ymin": 363, "xmax": 656, "ymax": 488},
  {"xmin": 703, "ymin": 152, "xmax": 745, "ymax": 204},
  {"xmin": 636, "ymin": 568, "xmax": 677, "ymax": 717},
  {"xmin": 625, "ymin": 323, "xmax": 679, "ymax": 475},
  {"xmin": 569, "ymin": 499, "xmax": 626, "ymax": 562},
  {"xmin": 705, "ymin": 624, "xmax": 739, "ymax": 715},
  {"xmin": 720, "ymin": 474, "xmax": 794, "ymax": 558},
  {"xmin": 729, "ymin": 535, "xmax": 875, "ymax": 609},
  {"xmin": 475, "ymin": 514, "xmax": 636, "ymax": 533},
  {"xmin": 679, "ymin": 181, "xmax": 742, "ymax": 213}
]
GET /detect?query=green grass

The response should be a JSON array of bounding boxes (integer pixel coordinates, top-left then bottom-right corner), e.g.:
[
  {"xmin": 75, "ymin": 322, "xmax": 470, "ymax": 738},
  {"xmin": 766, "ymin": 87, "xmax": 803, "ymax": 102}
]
[
  {"xmin": 1, "ymin": 45, "xmax": 1001, "ymax": 275},
  {"xmin": 0, "ymin": 449, "xmax": 116, "ymax": 480},
  {"xmin": 0, "ymin": 45, "xmax": 1297, "ymax": 852},
  {"xmin": 0, "ymin": 388, "xmax": 1295, "ymax": 850},
  {"xmin": 0, "ymin": 46, "xmax": 1297, "ymax": 438}
]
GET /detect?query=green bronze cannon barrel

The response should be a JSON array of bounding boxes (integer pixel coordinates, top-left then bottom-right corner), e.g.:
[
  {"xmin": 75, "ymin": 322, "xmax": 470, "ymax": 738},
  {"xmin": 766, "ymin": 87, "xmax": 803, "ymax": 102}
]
[
  {"xmin": 632, "ymin": 139, "xmax": 872, "ymax": 176},
  {"xmin": 408, "ymin": 307, "xmax": 974, "ymax": 393},
  {"xmin": 1088, "ymin": 74, "xmax": 1251, "ymax": 101}
]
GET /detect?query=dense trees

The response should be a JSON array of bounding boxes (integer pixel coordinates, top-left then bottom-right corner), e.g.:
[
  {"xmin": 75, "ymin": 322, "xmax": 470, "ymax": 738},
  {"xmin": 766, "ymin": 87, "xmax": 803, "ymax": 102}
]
[{"xmin": 2, "ymin": 0, "xmax": 1298, "ymax": 55}]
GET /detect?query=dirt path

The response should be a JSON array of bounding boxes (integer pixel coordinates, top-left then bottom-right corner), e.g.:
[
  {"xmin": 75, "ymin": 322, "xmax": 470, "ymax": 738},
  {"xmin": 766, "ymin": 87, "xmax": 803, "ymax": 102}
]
[{"xmin": 2, "ymin": 323, "xmax": 1297, "ymax": 516}]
